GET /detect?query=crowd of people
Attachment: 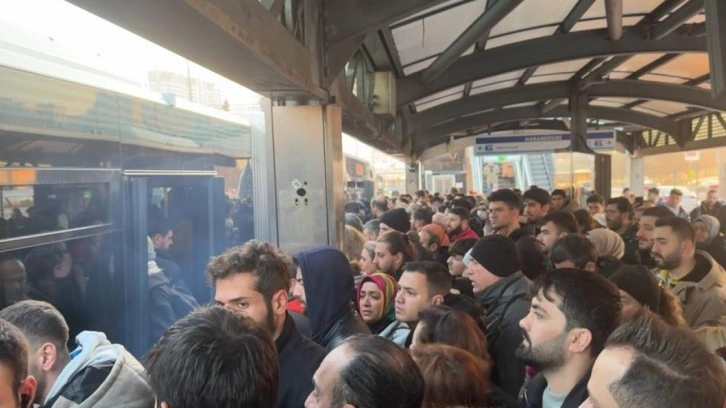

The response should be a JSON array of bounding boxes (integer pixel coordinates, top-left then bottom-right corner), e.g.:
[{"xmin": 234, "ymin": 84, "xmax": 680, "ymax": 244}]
[{"xmin": 0, "ymin": 185, "xmax": 724, "ymax": 407}]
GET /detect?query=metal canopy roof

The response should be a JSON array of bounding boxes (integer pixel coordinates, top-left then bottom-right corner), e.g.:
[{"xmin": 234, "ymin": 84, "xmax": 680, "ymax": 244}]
[{"xmin": 66, "ymin": 0, "xmax": 726, "ymax": 157}]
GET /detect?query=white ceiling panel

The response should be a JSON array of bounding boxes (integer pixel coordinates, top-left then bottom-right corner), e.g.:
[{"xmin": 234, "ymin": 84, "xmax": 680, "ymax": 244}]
[
  {"xmin": 591, "ymin": 100, "xmax": 625, "ymax": 108},
  {"xmin": 470, "ymin": 80, "xmax": 517, "ymax": 95},
  {"xmin": 392, "ymin": 1, "xmax": 487, "ymax": 65},
  {"xmin": 632, "ymin": 106, "xmax": 669, "ymax": 117},
  {"xmin": 415, "ymin": 85, "xmax": 465, "ymax": 104},
  {"xmin": 416, "ymin": 92, "xmax": 463, "ymax": 111},
  {"xmin": 597, "ymin": 97, "xmax": 640, "ymax": 105},
  {"xmin": 651, "ymin": 54, "xmax": 710, "ymax": 80},
  {"xmin": 616, "ymin": 53, "xmax": 666, "ymax": 73},
  {"xmin": 472, "ymin": 70, "xmax": 525, "ymax": 87},
  {"xmin": 536, "ymin": 58, "xmax": 591, "ymax": 75},
  {"xmin": 640, "ymin": 73, "xmax": 689, "ymax": 84},
  {"xmin": 490, "ymin": 0, "xmax": 577, "ymax": 37},
  {"xmin": 639, "ymin": 100, "xmax": 688, "ymax": 115},
  {"xmin": 502, "ymin": 102, "xmax": 537, "ymax": 109},
  {"xmin": 571, "ymin": 16, "xmax": 641, "ymax": 32},
  {"xmin": 583, "ymin": 0, "xmax": 664, "ymax": 19},
  {"xmin": 486, "ymin": 26, "xmax": 557, "ymax": 49},
  {"xmin": 403, "ymin": 57, "xmax": 435, "ymax": 75},
  {"xmin": 527, "ymin": 73, "xmax": 573, "ymax": 84}
]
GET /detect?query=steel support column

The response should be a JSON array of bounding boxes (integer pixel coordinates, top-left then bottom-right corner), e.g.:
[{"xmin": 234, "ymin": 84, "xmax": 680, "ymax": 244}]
[
  {"xmin": 605, "ymin": 0, "xmax": 624, "ymax": 41},
  {"xmin": 706, "ymin": 0, "xmax": 726, "ymax": 99},
  {"xmin": 570, "ymin": 92, "xmax": 594, "ymax": 153}
]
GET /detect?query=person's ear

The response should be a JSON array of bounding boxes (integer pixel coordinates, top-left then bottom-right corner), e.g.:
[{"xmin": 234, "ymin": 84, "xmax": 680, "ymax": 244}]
[
  {"xmin": 430, "ymin": 243, "xmax": 439, "ymax": 252},
  {"xmin": 20, "ymin": 375, "xmax": 36, "ymax": 408},
  {"xmin": 161, "ymin": 402, "xmax": 171, "ymax": 408},
  {"xmin": 431, "ymin": 294, "xmax": 444, "ymax": 306},
  {"xmin": 584, "ymin": 262, "xmax": 597, "ymax": 273},
  {"xmin": 271, "ymin": 289, "xmax": 288, "ymax": 315},
  {"xmin": 567, "ymin": 328, "xmax": 593, "ymax": 353},
  {"xmin": 39, "ymin": 342, "xmax": 58, "ymax": 371},
  {"xmin": 394, "ymin": 252, "xmax": 404, "ymax": 266}
]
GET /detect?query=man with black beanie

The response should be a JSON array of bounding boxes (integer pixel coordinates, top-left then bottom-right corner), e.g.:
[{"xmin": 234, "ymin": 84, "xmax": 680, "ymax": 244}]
[
  {"xmin": 379, "ymin": 208, "xmax": 411, "ymax": 235},
  {"xmin": 465, "ymin": 235, "xmax": 531, "ymax": 399}
]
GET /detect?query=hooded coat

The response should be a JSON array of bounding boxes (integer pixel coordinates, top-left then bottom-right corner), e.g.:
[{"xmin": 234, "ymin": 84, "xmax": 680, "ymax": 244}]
[
  {"xmin": 296, "ymin": 246, "xmax": 370, "ymax": 351},
  {"xmin": 695, "ymin": 215, "xmax": 726, "ymax": 269},
  {"xmin": 44, "ymin": 331, "xmax": 155, "ymax": 408}
]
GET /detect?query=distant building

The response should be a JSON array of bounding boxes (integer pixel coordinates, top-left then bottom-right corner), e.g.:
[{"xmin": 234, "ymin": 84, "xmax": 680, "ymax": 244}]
[{"xmin": 147, "ymin": 70, "xmax": 223, "ymax": 109}]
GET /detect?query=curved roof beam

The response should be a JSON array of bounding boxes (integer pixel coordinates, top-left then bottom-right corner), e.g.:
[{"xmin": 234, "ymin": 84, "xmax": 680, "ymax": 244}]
[
  {"xmin": 407, "ymin": 80, "xmax": 724, "ymax": 134},
  {"xmin": 413, "ymin": 105, "xmax": 676, "ymax": 153},
  {"xmin": 397, "ymin": 26, "xmax": 706, "ymax": 106}
]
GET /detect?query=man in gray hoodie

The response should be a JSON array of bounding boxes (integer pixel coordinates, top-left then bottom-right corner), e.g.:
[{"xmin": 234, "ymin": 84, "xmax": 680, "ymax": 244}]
[{"xmin": 0, "ymin": 300, "xmax": 154, "ymax": 408}]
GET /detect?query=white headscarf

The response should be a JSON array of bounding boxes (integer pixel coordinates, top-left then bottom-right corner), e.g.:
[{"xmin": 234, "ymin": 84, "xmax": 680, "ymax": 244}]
[{"xmin": 587, "ymin": 228, "xmax": 625, "ymax": 259}]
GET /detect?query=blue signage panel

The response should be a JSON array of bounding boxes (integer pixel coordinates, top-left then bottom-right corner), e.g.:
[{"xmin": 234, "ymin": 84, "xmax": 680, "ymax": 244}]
[{"xmin": 474, "ymin": 131, "xmax": 615, "ymax": 155}]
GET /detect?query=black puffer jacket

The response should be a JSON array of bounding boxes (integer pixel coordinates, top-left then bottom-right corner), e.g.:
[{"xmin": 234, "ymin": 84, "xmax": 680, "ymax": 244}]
[
  {"xmin": 296, "ymin": 246, "xmax": 370, "ymax": 351},
  {"xmin": 475, "ymin": 272, "xmax": 532, "ymax": 399}
]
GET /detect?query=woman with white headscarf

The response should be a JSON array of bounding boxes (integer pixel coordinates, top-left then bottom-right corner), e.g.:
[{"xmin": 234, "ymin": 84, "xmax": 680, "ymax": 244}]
[
  {"xmin": 586, "ymin": 228, "xmax": 625, "ymax": 277},
  {"xmin": 586, "ymin": 228, "xmax": 625, "ymax": 259},
  {"xmin": 694, "ymin": 215, "xmax": 726, "ymax": 268}
]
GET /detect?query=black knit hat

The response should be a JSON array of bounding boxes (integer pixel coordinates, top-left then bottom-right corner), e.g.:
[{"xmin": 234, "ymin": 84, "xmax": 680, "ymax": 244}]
[
  {"xmin": 379, "ymin": 208, "xmax": 411, "ymax": 233},
  {"xmin": 609, "ymin": 265, "xmax": 660, "ymax": 312},
  {"xmin": 470, "ymin": 235, "xmax": 522, "ymax": 277}
]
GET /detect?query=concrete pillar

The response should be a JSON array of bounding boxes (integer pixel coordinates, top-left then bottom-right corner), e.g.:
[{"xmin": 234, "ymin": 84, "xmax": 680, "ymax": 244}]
[
  {"xmin": 629, "ymin": 156, "xmax": 645, "ymax": 196},
  {"xmin": 254, "ymin": 103, "xmax": 344, "ymax": 254}
]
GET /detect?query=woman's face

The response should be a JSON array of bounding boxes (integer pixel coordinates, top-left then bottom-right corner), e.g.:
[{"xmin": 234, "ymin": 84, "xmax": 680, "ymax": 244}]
[
  {"xmin": 358, "ymin": 282, "xmax": 385, "ymax": 324},
  {"xmin": 619, "ymin": 289, "xmax": 643, "ymax": 324},
  {"xmin": 360, "ymin": 248, "xmax": 377, "ymax": 275},
  {"xmin": 694, "ymin": 221, "xmax": 709, "ymax": 244}
]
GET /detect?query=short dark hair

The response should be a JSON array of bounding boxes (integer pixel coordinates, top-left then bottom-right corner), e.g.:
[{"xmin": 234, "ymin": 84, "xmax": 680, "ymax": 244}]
[
  {"xmin": 372, "ymin": 199, "xmax": 388, "ymax": 213},
  {"xmin": 543, "ymin": 211, "xmax": 579, "ymax": 234},
  {"xmin": 145, "ymin": 306, "xmax": 279, "ymax": 408},
  {"xmin": 549, "ymin": 235, "xmax": 598, "ymax": 269},
  {"xmin": 606, "ymin": 311, "xmax": 726, "ymax": 407},
  {"xmin": 333, "ymin": 336, "xmax": 424, "ymax": 408},
  {"xmin": 402, "ymin": 261, "xmax": 452, "ymax": 297},
  {"xmin": 431, "ymin": 196, "xmax": 443, "ymax": 204},
  {"xmin": 448, "ymin": 238, "xmax": 477, "ymax": 257},
  {"xmin": 24, "ymin": 247, "xmax": 63, "ymax": 284},
  {"xmin": 0, "ymin": 301, "xmax": 70, "ymax": 362},
  {"xmin": 448, "ymin": 207, "xmax": 471, "ymax": 221},
  {"xmin": 648, "ymin": 187, "xmax": 660, "ymax": 195},
  {"xmin": 532, "ymin": 268, "xmax": 621, "ymax": 357},
  {"xmin": 606, "ymin": 197, "xmax": 633, "ymax": 217},
  {"xmin": 516, "ymin": 236, "xmax": 546, "ymax": 280},
  {"xmin": 551, "ymin": 189, "xmax": 566, "ymax": 199},
  {"xmin": 363, "ymin": 219, "xmax": 380, "ymax": 235},
  {"xmin": 655, "ymin": 217, "xmax": 695, "ymax": 243},
  {"xmin": 641, "ymin": 206, "xmax": 675, "ymax": 219},
  {"xmin": 449, "ymin": 198, "xmax": 473, "ymax": 211},
  {"xmin": 523, "ymin": 187, "xmax": 551, "ymax": 206},
  {"xmin": 413, "ymin": 208, "xmax": 434, "ymax": 225},
  {"xmin": 0, "ymin": 319, "xmax": 28, "ymax": 397},
  {"xmin": 377, "ymin": 231, "xmax": 414, "ymax": 263},
  {"xmin": 148, "ymin": 219, "xmax": 172, "ymax": 238},
  {"xmin": 670, "ymin": 188, "xmax": 683, "ymax": 197},
  {"xmin": 586, "ymin": 194, "xmax": 604, "ymax": 205},
  {"xmin": 206, "ymin": 240, "xmax": 290, "ymax": 302},
  {"xmin": 488, "ymin": 189, "xmax": 521, "ymax": 210}
]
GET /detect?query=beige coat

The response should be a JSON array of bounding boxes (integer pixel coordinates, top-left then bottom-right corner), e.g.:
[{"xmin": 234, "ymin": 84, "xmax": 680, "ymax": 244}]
[{"xmin": 672, "ymin": 251, "xmax": 726, "ymax": 328}]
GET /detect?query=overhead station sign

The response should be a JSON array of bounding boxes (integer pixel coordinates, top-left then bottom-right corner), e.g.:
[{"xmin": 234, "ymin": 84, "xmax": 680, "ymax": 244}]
[{"xmin": 474, "ymin": 131, "xmax": 615, "ymax": 156}]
